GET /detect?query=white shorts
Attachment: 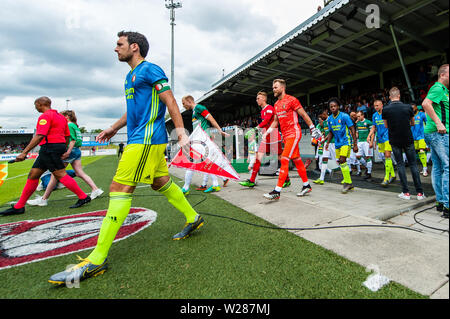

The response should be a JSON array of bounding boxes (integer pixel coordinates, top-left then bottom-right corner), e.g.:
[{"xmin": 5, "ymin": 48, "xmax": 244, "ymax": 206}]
[
  {"xmin": 357, "ymin": 141, "xmax": 373, "ymax": 158},
  {"xmin": 323, "ymin": 143, "xmax": 336, "ymax": 161},
  {"xmin": 248, "ymin": 154, "xmax": 256, "ymax": 167},
  {"xmin": 350, "ymin": 149, "xmax": 358, "ymax": 164}
]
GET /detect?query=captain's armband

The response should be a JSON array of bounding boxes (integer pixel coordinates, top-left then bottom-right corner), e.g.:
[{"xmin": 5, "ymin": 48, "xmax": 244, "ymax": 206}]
[{"xmin": 153, "ymin": 80, "xmax": 171, "ymax": 94}]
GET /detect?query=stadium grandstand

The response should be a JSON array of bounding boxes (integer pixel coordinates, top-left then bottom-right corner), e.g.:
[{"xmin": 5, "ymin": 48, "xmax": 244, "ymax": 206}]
[
  {"xmin": 0, "ymin": 128, "xmax": 127, "ymax": 159},
  {"xmin": 0, "ymin": 129, "xmax": 35, "ymax": 156},
  {"xmin": 166, "ymin": 0, "xmax": 449, "ymax": 140}
]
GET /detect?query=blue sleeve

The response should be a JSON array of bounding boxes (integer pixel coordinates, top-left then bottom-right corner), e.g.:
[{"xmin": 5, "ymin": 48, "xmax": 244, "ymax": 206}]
[
  {"xmin": 327, "ymin": 119, "xmax": 333, "ymax": 133},
  {"xmin": 144, "ymin": 63, "xmax": 169, "ymax": 86},
  {"xmin": 345, "ymin": 114, "xmax": 354, "ymax": 127},
  {"xmin": 421, "ymin": 112, "xmax": 427, "ymax": 123}
]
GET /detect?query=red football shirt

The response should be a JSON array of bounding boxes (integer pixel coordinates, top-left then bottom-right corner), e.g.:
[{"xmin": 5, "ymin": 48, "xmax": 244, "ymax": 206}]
[
  {"xmin": 274, "ymin": 94, "xmax": 303, "ymax": 140},
  {"xmin": 35, "ymin": 109, "xmax": 70, "ymax": 146},
  {"xmin": 258, "ymin": 104, "xmax": 281, "ymax": 143},
  {"xmin": 258, "ymin": 105, "xmax": 275, "ymax": 130}
]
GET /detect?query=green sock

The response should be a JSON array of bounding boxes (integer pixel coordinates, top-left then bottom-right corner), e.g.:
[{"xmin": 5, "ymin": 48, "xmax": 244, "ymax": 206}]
[
  {"xmin": 418, "ymin": 151, "xmax": 427, "ymax": 169},
  {"xmin": 158, "ymin": 179, "xmax": 198, "ymax": 223},
  {"xmin": 385, "ymin": 158, "xmax": 394, "ymax": 180},
  {"xmin": 88, "ymin": 192, "xmax": 132, "ymax": 265},
  {"xmin": 340, "ymin": 162, "xmax": 352, "ymax": 184}
]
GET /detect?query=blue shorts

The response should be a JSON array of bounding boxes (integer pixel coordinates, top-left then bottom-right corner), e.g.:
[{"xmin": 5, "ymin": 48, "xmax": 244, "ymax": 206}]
[
  {"xmin": 41, "ymin": 169, "xmax": 76, "ymax": 190},
  {"xmin": 63, "ymin": 148, "xmax": 82, "ymax": 164}
]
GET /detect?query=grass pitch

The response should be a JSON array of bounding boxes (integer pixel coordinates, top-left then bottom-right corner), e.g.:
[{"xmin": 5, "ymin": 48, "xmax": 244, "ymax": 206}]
[{"xmin": 0, "ymin": 156, "xmax": 425, "ymax": 299}]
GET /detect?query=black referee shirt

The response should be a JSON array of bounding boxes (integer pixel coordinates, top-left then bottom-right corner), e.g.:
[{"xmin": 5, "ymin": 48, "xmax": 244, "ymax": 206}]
[{"xmin": 382, "ymin": 101, "xmax": 414, "ymax": 147}]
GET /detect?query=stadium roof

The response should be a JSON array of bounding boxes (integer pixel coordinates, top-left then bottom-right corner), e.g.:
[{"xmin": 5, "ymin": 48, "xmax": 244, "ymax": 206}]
[{"xmin": 169, "ymin": 0, "xmax": 449, "ymax": 128}]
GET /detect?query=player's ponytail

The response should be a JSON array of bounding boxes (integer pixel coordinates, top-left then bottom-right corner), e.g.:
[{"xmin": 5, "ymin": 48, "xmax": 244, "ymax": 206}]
[{"xmin": 61, "ymin": 110, "xmax": 78, "ymax": 127}]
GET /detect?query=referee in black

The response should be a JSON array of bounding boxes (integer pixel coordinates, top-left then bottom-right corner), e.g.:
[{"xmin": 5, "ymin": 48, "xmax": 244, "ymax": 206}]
[{"xmin": 382, "ymin": 87, "xmax": 425, "ymax": 200}]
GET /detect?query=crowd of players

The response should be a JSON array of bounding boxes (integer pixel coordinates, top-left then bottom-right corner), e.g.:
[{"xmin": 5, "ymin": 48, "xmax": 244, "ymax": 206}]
[
  {"xmin": 188, "ymin": 68, "xmax": 448, "ymax": 220},
  {"xmin": 0, "ymin": 31, "xmax": 447, "ymax": 288}
]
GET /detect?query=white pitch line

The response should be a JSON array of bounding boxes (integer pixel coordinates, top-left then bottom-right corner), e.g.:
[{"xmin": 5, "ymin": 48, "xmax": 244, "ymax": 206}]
[{"xmin": 5, "ymin": 173, "xmax": 28, "ymax": 181}]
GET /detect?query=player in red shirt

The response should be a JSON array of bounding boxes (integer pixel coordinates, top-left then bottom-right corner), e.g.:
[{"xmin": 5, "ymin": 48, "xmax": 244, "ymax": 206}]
[
  {"xmin": 239, "ymin": 91, "xmax": 290, "ymax": 188},
  {"xmin": 263, "ymin": 79, "xmax": 322, "ymax": 200},
  {"xmin": 0, "ymin": 97, "xmax": 90, "ymax": 217}
]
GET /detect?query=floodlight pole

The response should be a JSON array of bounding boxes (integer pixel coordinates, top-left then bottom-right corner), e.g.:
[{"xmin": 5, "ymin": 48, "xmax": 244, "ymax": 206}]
[
  {"xmin": 166, "ymin": 0, "xmax": 182, "ymax": 94},
  {"xmin": 389, "ymin": 24, "xmax": 415, "ymax": 102}
]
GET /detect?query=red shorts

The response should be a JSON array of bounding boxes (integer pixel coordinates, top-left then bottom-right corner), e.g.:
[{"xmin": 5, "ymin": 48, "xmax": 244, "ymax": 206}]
[{"xmin": 258, "ymin": 134, "xmax": 282, "ymax": 155}]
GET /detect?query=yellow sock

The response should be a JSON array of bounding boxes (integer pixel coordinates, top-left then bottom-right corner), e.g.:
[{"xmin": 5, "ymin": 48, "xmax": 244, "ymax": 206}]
[
  {"xmin": 385, "ymin": 158, "xmax": 394, "ymax": 180},
  {"xmin": 88, "ymin": 192, "xmax": 132, "ymax": 265},
  {"xmin": 158, "ymin": 179, "xmax": 198, "ymax": 223},
  {"xmin": 340, "ymin": 162, "xmax": 352, "ymax": 184},
  {"xmin": 419, "ymin": 152, "xmax": 427, "ymax": 169}
]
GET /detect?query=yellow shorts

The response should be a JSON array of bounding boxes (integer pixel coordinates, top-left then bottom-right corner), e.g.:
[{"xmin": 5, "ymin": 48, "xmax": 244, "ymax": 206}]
[
  {"xmin": 378, "ymin": 141, "xmax": 392, "ymax": 153},
  {"xmin": 113, "ymin": 144, "xmax": 169, "ymax": 187},
  {"xmin": 414, "ymin": 139, "xmax": 427, "ymax": 150},
  {"xmin": 335, "ymin": 145, "xmax": 351, "ymax": 159}
]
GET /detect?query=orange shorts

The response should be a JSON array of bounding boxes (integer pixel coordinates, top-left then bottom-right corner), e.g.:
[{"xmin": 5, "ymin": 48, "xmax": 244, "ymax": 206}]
[{"xmin": 282, "ymin": 137, "xmax": 301, "ymax": 159}]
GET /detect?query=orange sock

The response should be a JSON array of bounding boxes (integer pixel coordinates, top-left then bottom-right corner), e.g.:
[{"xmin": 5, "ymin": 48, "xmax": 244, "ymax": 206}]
[
  {"xmin": 293, "ymin": 158, "xmax": 308, "ymax": 183},
  {"xmin": 276, "ymin": 157, "xmax": 290, "ymax": 188}
]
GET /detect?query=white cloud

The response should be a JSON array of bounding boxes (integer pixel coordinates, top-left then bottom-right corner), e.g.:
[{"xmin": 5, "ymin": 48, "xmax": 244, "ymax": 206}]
[{"xmin": 0, "ymin": 0, "xmax": 323, "ymax": 131}]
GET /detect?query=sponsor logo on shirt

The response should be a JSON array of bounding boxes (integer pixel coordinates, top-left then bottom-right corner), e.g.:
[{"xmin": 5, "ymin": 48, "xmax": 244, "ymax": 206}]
[{"xmin": 39, "ymin": 119, "xmax": 47, "ymax": 126}]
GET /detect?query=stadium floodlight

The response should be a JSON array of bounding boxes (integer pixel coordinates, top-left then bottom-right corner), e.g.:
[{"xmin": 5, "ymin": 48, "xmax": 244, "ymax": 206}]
[{"xmin": 165, "ymin": 0, "xmax": 182, "ymax": 94}]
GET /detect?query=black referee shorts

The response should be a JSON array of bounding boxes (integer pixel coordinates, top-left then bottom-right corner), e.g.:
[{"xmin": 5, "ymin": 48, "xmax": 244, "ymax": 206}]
[{"xmin": 32, "ymin": 143, "xmax": 67, "ymax": 172}]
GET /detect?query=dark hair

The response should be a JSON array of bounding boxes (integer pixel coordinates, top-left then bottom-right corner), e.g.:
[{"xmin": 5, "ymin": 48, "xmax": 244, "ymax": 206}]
[
  {"xmin": 34, "ymin": 96, "xmax": 52, "ymax": 106},
  {"xmin": 117, "ymin": 31, "xmax": 149, "ymax": 58},
  {"xmin": 327, "ymin": 97, "xmax": 341, "ymax": 107}
]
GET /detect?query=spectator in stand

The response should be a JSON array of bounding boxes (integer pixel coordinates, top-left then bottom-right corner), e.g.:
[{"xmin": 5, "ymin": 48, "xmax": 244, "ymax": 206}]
[{"xmin": 356, "ymin": 101, "xmax": 368, "ymax": 117}]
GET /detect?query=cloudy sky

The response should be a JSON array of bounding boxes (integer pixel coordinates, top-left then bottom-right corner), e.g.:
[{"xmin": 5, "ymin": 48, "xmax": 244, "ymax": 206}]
[{"xmin": 0, "ymin": 0, "xmax": 323, "ymax": 131}]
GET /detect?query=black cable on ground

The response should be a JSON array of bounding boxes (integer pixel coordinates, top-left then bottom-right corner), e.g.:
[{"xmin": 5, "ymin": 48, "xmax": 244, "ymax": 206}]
[
  {"xmin": 413, "ymin": 206, "xmax": 449, "ymax": 233},
  {"xmin": 2, "ymin": 192, "xmax": 445, "ymax": 234}
]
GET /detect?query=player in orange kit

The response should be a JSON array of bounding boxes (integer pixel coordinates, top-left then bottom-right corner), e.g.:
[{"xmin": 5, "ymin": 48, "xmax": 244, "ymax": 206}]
[{"xmin": 262, "ymin": 79, "xmax": 322, "ymax": 200}]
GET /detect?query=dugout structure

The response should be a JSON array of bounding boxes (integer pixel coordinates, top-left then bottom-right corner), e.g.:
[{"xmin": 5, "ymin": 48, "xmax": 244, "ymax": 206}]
[{"xmin": 167, "ymin": 0, "xmax": 449, "ymax": 131}]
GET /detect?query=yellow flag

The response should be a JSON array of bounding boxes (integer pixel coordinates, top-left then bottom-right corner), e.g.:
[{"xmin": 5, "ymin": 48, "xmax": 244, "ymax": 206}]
[{"xmin": 0, "ymin": 162, "xmax": 8, "ymax": 187}]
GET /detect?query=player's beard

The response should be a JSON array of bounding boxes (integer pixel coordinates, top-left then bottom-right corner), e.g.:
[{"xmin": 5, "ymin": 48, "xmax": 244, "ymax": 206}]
[{"xmin": 118, "ymin": 52, "xmax": 133, "ymax": 62}]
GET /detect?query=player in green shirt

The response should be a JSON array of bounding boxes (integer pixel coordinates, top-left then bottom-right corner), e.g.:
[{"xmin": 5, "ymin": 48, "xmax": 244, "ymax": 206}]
[
  {"xmin": 181, "ymin": 95, "xmax": 229, "ymax": 194},
  {"xmin": 245, "ymin": 128, "xmax": 258, "ymax": 171},
  {"xmin": 314, "ymin": 109, "xmax": 334, "ymax": 185},
  {"xmin": 355, "ymin": 111, "xmax": 374, "ymax": 180},
  {"xmin": 422, "ymin": 64, "xmax": 449, "ymax": 218}
]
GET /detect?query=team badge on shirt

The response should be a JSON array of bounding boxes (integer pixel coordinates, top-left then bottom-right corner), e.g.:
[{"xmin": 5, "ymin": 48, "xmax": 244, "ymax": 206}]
[
  {"xmin": 132, "ymin": 75, "xmax": 136, "ymax": 83},
  {"xmin": 155, "ymin": 82, "xmax": 170, "ymax": 93}
]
